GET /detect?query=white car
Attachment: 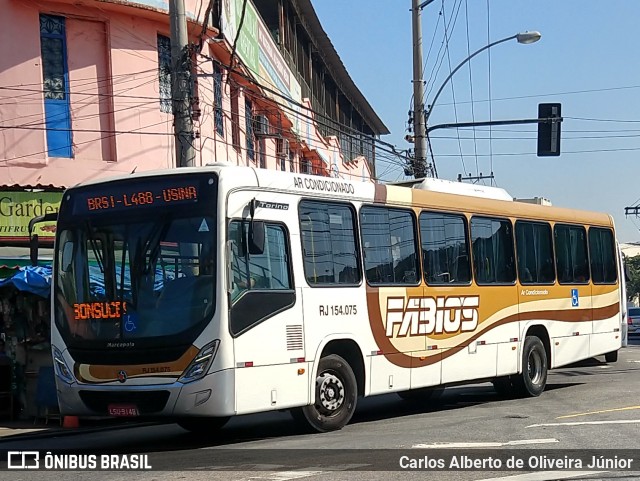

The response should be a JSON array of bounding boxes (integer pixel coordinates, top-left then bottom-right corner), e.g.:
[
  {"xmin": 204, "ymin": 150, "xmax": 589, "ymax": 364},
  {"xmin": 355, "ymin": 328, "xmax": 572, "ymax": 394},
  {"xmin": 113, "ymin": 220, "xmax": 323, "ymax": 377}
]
[{"xmin": 628, "ymin": 307, "xmax": 640, "ymax": 336}]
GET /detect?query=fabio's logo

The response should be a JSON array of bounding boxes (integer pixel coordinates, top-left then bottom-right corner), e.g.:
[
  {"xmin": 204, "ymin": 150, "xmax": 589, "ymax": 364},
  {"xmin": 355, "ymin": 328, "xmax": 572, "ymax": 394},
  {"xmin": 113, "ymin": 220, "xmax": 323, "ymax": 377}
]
[
  {"xmin": 385, "ymin": 296, "xmax": 480, "ymax": 337},
  {"xmin": 116, "ymin": 370, "xmax": 128, "ymax": 383}
]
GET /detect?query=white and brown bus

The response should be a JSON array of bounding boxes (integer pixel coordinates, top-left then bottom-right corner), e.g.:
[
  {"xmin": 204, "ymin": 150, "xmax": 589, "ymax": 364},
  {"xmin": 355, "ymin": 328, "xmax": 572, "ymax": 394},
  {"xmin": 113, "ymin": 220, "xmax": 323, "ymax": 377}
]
[{"xmin": 43, "ymin": 164, "xmax": 624, "ymax": 433}]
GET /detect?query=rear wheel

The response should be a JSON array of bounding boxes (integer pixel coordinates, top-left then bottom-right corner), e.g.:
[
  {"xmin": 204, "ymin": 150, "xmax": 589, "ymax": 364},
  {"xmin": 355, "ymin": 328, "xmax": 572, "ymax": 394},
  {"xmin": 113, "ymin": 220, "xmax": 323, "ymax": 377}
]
[
  {"xmin": 513, "ymin": 336, "xmax": 548, "ymax": 397},
  {"xmin": 605, "ymin": 350, "xmax": 618, "ymax": 363},
  {"xmin": 290, "ymin": 354, "xmax": 357, "ymax": 433},
  {"xmin": 177, "ymin": 416, "xmax": 230, "ymax": 433}
]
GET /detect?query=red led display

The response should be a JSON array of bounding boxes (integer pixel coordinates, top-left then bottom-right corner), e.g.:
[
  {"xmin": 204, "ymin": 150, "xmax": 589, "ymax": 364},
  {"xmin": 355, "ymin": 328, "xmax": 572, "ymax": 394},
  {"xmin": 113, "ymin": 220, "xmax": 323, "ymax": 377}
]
[{"xmin": 86, "ymin": 186, "xmax": 198, "ymax": 212}]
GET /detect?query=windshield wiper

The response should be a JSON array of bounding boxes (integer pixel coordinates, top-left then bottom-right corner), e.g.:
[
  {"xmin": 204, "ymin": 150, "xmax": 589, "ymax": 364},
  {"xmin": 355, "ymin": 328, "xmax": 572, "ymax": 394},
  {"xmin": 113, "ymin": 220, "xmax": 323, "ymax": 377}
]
[
  {"xmin": 143, "ymin": 218, "xmax": 170, "ymax": 275},
  {"xmin": 85, "ymin": 220, "xmax": 105, "ymax": 273}
]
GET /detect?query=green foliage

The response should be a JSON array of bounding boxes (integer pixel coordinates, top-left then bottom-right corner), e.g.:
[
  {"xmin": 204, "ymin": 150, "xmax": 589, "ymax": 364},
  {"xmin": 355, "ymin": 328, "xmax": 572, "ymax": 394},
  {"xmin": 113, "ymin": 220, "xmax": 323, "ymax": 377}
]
[{"xmin": 626, "ymin": 255, "xmax": 640, "ymax": 303}]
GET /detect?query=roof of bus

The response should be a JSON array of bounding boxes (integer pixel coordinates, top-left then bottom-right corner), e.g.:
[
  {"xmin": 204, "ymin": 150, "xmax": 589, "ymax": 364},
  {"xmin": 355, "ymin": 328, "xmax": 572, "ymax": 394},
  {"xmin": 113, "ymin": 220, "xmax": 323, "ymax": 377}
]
[{"xmin": 67, "ymin": 164, "xmax": 614, "ymax": 229}]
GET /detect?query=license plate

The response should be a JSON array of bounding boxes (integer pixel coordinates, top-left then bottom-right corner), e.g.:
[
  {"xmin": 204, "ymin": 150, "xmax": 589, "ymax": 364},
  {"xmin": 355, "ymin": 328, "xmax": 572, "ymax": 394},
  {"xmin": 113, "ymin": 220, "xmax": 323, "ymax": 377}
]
[{"xmin": 108, "ymin": 404, "xmax": 139, "ymax": 417}]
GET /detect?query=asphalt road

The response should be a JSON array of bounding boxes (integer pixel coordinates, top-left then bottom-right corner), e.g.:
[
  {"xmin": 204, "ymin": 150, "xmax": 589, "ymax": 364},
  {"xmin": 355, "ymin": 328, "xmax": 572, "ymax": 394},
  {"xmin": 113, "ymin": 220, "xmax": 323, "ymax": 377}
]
[{"xmin": 2, "ymin": 337, "xmax": 640, "ymax": 481}]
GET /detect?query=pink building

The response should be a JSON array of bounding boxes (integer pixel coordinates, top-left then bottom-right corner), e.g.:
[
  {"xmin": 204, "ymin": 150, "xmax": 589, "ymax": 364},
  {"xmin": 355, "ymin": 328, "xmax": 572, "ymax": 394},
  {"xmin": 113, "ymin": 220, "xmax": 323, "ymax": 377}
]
[{"xmin": 0, "ymin": 0, "xmax": 388, "ymax": 195}]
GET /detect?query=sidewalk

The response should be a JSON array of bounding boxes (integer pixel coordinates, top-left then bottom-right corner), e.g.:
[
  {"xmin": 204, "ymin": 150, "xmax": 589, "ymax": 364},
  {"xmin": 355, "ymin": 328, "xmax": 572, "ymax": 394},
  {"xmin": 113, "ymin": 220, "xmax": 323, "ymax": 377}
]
[{"xmin": 0, "ymin": 416, "xmax": 155, "ymax": 440}]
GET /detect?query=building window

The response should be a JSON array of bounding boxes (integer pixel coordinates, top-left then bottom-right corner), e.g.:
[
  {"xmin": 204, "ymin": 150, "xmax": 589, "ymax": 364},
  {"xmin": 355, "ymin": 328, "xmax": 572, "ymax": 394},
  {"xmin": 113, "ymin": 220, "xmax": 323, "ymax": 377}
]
[
  {"xmin": 470, "ymin": 217, "xmax": 516, "ymax": 284},
  {"xmin": 213, "ymin": 64, "xmax": 224, "ymax": 137},
  {"xmin": 230, "ymin": 86, "xmax": 240, "ymax": 148},
  {"xmin": 299, "ymin": 201, "xmax": 360, "ymax": 286},
  {"xmin": 289, "ymin": 150, "xmax": 295, "ymax": 172},
  {"xmin": 157, "ymin": 34, "xmax": 171, "ymax": 113},
  {"xmin": 245, "ymin": 99, "xmax": 255, "ymax": 162},
  {"xmin": 259, "ymin": 139, "xmax": 266, "ymax": 168},
  {"xmin": 40, "ymin": 14, "xmax": 72, "ymax": 158},
  {"xmin": 300, "ymin": 158, "xmax": 312, "ymax": 174},
  {"xmin": 360, "ymin": 206, "xmax": 419, "ymax": 285}
]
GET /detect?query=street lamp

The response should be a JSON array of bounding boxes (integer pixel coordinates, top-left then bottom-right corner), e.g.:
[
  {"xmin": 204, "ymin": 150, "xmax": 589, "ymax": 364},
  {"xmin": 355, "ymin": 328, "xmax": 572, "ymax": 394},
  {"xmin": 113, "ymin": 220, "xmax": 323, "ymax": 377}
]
[
  {"xmin": 410, "ymin": 0, "xmax": 541, "ymax": 179},
  {"xmin": 425, "ymin": 31, "xmax": 541, "ymax": 123}
]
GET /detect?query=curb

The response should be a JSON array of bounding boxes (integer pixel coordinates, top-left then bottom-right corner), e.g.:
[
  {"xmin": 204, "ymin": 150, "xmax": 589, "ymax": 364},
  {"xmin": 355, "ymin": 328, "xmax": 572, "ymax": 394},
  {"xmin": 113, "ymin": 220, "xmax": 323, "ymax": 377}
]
[{"xmin": 0, "ymin": 421, "xmax": 159, "ymax": 442}]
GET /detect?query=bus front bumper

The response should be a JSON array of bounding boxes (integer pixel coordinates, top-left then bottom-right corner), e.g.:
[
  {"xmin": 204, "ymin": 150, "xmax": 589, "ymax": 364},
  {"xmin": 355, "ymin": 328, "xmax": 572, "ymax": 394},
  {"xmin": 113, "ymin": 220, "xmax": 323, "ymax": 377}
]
[{"xmin": 56, "ymin": 368, "xmax": 236, "ymax": 418}]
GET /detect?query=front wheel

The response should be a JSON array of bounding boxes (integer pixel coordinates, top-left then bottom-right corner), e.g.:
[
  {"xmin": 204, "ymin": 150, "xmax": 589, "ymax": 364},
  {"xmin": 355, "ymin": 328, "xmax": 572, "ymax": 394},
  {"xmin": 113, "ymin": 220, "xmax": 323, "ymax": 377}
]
[
  {"xmin": 513, "ymin": 335, "xmax": 548, "ymax": 397},
  {"xmin": 290, "ymin": 354, "xmax": 357, "ymax": 433},
  {"xmin": 177, "ymin": 416, "xmax": 230, "ymax": 433}
]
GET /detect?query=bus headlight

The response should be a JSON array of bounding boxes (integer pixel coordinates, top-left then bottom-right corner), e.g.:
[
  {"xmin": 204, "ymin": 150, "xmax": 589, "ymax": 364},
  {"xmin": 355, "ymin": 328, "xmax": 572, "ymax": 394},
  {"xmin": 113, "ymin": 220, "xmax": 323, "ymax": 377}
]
[
  {"xmin": 179, "ymin": 340, "xmax": 220, "ymax": 383},
  {"xmin": 53, "ymin": 346, "xmax": 75, "ymax": 384}
]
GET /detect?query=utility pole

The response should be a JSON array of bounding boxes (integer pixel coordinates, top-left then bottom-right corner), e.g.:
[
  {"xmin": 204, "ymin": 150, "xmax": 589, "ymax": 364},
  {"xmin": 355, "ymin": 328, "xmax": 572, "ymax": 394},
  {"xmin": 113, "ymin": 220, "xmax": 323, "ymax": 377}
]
[
  {"xmin": 411, "ymin": 0, "xmax": 430, "ymax": 179},
  {"xmin": 169, "ymin": 0, "xmax": 196, "ymax": 167}
]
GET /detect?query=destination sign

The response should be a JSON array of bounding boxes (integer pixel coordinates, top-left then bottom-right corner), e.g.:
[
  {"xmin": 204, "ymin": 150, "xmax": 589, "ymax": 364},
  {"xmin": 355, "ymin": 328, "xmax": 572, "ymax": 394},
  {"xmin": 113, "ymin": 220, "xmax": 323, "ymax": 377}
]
[
  {"xmin": 73, "ymin": 301, "xmax": 126, "ymax": 321},
  {"xmin": 67, "ymin": 175, "xmax": 216, "ymax": 217}
]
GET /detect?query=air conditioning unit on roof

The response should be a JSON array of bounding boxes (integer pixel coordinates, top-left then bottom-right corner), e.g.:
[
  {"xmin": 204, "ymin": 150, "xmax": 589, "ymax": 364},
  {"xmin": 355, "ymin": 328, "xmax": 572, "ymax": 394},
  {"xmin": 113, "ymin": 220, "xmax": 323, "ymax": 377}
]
[{"xmin": 253, "ymin": 114, "xmax": 269, "ymax": 136}]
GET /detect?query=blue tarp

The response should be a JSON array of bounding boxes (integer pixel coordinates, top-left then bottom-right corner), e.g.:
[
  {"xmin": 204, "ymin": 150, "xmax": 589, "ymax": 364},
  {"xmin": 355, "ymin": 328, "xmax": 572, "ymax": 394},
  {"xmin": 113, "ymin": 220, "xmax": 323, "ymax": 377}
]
[
  {"xmin": 0, "ymin": 264, "xmax": 173, "ymax": 299},
  {"xmin": 0, "ymin": 265, "xmax": 52, "ymax": 298}
]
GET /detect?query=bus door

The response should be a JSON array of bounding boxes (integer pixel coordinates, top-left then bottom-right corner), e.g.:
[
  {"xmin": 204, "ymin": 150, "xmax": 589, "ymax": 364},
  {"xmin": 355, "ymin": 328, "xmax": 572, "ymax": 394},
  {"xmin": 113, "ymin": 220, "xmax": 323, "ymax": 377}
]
[
  {"xmin": 589, "ymin": 229, "xmax": 622, "ymax": 356},
  {"xmin": 550, "ymin": 225, "xmax": 592, "ymax": 367},
  {"xmin": 226, "ymin": 191, "xmax": 308, "ymax": 414}
]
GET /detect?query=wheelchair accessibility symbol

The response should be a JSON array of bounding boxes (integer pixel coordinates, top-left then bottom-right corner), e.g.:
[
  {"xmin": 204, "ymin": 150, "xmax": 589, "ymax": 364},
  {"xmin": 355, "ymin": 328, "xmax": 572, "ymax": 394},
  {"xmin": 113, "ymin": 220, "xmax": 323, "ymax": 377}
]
[
  {"xmin": 123, "ymin": 313, "xmax": 138, "ymax": 332},
  {"xmin": 571, "ymin": 289, "xmax": 579, "ymax": 307}
]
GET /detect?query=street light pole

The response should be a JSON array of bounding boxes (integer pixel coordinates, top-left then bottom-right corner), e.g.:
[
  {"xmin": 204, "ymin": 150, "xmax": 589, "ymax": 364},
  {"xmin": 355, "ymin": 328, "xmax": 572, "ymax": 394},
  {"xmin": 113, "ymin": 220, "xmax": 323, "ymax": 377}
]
[
  {"xmin": 169, "ymin": 0, "xmax": 196, "ymax": 168},
  {"xmin": 410, "ymin": 0, "xmax": 435, "ymax": 179},
  {"xmin": 425, "ymin": 31, "xmax": 541, "ymax": 124}
]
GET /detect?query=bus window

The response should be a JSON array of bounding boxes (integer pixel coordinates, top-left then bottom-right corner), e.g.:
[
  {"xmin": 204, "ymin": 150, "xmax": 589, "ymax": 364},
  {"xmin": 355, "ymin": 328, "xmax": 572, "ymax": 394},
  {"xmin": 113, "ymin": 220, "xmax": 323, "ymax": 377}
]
[
  {"xmin": 419, "ymin": 211, "xmax": 471, "ymax": 285},
  {"xmin": 470, "ymin": 217, "xmax": 516, "ymax": 285},
  {"xmin": 299, "ymin": 201, "xmax": 360, "ymax": 286},
  {"xmin": 589, "ymin": 227, "xmax": 617, "ymax": 284},
  {"xmin": 554, "ymin": 224, "xmax": 590, "ymax": 284},
  {"xmin": 515, "ymin": 221, "xmax": 555, "ymax": 285},
  {"xmin": 229, "ymin": 221, "xmax": 292, "ymax": 303},
  {"xmin": 360, "ymin": 206, "xmax": 419, "ymax": 286}
]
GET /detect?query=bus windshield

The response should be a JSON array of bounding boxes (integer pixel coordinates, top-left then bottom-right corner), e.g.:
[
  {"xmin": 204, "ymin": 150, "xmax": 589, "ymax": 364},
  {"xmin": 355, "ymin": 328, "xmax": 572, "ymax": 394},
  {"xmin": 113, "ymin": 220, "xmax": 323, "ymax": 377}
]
[{"xmin": 54, "ymin": 174, "xmax": 217, "ymax": 349}]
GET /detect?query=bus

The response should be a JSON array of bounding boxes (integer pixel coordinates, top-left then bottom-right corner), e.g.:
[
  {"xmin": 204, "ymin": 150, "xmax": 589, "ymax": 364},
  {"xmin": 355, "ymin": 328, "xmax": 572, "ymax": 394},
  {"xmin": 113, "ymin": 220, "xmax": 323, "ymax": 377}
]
[{"xmin": 38, "ymin": 164, "xmax": 625, "ymax": 433}]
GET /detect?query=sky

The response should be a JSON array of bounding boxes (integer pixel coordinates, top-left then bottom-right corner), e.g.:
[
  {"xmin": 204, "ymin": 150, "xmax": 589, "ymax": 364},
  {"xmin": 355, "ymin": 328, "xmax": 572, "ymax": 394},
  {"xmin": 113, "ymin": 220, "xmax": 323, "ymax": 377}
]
[{"xmin": 312, "ymin": 0, "xmax": 640, "ymax": 243}]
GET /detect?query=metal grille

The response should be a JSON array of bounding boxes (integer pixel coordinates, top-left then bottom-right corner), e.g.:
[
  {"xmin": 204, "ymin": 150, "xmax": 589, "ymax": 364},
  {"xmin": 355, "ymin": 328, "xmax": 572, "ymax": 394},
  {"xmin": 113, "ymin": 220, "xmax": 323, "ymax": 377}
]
[
  {"xmin": 40, "ymin": 15, "xmax": 66, "ymax": 100},
  {"xmin": 213, "ymin": 64, "xmax": 224, "ymax": 136},
  {"xmin": 286, "ymin": 325, "xmax": 303, "ymax": 351},
  {"xmin": 157, "ymin": 34, "xmax": 171, "ymax": 113}
]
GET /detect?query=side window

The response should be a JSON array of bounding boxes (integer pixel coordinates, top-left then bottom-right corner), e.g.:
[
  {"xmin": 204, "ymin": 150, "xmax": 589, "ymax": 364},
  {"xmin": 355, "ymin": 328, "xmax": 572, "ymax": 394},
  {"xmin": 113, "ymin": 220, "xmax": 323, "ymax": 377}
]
[
  {"xmin": 470, "ymin": 217, "xmax": 516, "ymax": 284},
  {"xmin": 589, "ymin": 227, "xmax": 617, "ymax": 284},
  {"xmin": 229, "ymin": 221, "xmax": 292, "ymax": 302},
  {"xmin": 360, "ymin": 206, "xmax": 419, "ymax": 285},
  {"xmin": 420, "ymin": 211, "xmax": 470, "ymax": 285},
  {"xmin": 299, "ymin": 201, "xmax": 360, "ymax": 285},
  {"xmin": 515, "ymin": 221, "xmax": 555, "ymax": 284},
  {"xmin": 554, "ymin": 224, "xmax": 590, "ymax": 284}
]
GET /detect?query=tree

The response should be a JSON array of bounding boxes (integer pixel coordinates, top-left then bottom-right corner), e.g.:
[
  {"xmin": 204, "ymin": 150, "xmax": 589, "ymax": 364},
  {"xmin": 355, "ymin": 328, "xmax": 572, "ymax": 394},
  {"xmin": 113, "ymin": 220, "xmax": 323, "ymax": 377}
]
[{"xmin": 625, "ymin": 255, "xmax": 640, "ymax": 304}]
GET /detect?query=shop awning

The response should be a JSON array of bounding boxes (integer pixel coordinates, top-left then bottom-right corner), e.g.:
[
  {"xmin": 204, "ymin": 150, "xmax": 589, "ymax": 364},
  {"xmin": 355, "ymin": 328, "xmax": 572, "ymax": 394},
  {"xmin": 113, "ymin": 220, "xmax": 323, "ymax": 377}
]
[{"xmin": 0, "ymin": 246, "xmax": 54, "ymax": 278}]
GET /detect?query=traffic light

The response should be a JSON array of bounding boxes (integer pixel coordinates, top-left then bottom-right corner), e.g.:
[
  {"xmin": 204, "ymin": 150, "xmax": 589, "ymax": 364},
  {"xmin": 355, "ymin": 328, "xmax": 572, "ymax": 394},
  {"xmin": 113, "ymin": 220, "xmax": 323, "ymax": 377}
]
[{"xmin": 537, "ymin": 103, "xmax": 562, "ymax": 156}]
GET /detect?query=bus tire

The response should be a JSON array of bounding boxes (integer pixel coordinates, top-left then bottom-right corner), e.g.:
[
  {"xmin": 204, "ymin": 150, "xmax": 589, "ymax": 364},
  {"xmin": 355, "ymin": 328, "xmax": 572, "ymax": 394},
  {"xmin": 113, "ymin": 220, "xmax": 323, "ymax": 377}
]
[
  {"xmin": 605, "ymin": 350, "xmax": 618, "ymax": 363},
  {"xmin": 514, "ymin": 336, "xmax": 547, "ymax": 397},
  {"xmin": 398, "ymin": 386, "xmax": 444, "ymax": 403},
  {"xmin": 291, "ymin": 354, "xmax": 357, "ymax": 433},
  {"xmin": 176, "ymin": 416, "xmax": 230, "ymax": 433}
]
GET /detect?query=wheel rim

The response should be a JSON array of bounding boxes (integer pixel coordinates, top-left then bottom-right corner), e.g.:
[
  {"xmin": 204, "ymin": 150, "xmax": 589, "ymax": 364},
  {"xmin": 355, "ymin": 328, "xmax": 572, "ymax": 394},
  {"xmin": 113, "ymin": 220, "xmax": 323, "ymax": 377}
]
[
  {"xmin": 316, "ymin": 371, "xmax": 345, "ymax": 415},
  {"xmin": 527, "ymin": 348, "xmax": 543, "ymax": 385}
]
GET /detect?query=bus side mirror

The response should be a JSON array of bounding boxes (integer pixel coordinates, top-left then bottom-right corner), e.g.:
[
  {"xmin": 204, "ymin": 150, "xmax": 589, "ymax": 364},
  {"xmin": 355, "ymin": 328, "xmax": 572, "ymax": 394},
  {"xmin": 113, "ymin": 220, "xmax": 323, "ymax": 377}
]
[
  {"xmin": 248, "ymin": 220, "xmax": 265, "ymax": 255},
  {"xmin": 30, "ymin": 234, "xmax": 39, "ymax": 267}
]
